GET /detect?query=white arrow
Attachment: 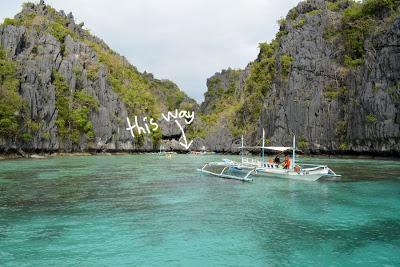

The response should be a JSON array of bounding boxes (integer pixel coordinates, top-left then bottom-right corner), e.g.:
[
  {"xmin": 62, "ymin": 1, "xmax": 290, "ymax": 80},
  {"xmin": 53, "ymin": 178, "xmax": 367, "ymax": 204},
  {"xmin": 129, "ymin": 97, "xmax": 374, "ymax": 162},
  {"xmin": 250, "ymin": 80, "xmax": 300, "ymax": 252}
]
[{"xmin": 175, "ymin": 120, "xmax": 193, "ymax": 150}]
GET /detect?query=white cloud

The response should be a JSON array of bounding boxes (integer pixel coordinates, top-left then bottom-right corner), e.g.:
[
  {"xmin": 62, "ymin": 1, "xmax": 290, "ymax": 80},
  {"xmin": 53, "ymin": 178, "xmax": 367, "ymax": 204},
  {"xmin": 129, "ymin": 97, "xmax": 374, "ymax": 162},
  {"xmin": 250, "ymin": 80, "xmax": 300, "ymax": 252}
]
[{"xmin": 3, "ymin": 0, "xmax": 301, "ymax": 102}]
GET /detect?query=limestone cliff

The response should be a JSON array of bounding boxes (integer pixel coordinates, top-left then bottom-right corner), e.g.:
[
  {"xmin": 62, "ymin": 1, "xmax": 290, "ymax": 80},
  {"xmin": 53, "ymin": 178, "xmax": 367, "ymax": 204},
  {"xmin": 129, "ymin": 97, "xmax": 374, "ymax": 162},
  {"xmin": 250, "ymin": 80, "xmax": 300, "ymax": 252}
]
[
  {"xmin": 200, "ymin": 0, "xmax": 400, "ymax": 156},
  {"xmin": 0, "ymin": 1, "xmax": 197, "ymax": 153}
]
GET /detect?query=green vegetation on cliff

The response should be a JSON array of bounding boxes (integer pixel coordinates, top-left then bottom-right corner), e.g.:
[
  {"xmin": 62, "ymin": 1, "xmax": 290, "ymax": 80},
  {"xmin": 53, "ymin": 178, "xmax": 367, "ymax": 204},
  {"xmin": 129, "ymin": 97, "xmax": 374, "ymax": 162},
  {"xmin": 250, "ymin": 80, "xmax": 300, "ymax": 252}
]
[
  {"xmin": 200, "ymin": 40, "xmax": 280, "ymax": 139},
  {"xmin": 84, "ymin": 34, "xmax": 196, "ymax": 120},
  {"xmin": 86, "ymin": 39, "xmax": 159, "ymax": 116},
  {"xmin": 0, "ymin": 49, "xmax": 24, "ymax": 138},
  {"xmin": 325, "ymin": 0, "xmax": 400, "ymax": 66},
  {"xmin": 236, "ymin": 40, "xmax": 278, "ymax": 134},
  {"xmin": 53, "ymin": 71, "xmax": 98, "ymax": 144},
  {"xmin": 200, "ymin": 69, "xmax": 242, "ymax": 136}
]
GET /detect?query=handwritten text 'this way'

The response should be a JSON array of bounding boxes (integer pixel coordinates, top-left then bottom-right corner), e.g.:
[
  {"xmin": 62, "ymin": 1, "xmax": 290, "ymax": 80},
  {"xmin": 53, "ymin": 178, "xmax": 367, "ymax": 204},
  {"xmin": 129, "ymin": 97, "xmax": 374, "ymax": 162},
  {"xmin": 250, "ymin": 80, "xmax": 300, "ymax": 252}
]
[{"xmin": 126, "ymin": 109, "xmax": 194, "ymax": 138}]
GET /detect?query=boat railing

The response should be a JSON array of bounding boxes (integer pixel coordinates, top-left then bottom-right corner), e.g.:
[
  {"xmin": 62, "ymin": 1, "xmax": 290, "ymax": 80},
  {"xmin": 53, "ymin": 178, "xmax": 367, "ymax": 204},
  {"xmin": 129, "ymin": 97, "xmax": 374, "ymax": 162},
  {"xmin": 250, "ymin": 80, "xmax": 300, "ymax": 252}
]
[
  {"xmin": 242, "ymin": 157, "xmax": 262, "ymax": 166},
  {"xmin": 297, "ymin": 163, "xmax": 327, "ymax": 169},
  {"xmin": 242, "ymin": 157, "xmax": 280, "ymax": 168},
  {"xmin": 299, "ymin": 163, "xmax": 326, "ymax": 167}
]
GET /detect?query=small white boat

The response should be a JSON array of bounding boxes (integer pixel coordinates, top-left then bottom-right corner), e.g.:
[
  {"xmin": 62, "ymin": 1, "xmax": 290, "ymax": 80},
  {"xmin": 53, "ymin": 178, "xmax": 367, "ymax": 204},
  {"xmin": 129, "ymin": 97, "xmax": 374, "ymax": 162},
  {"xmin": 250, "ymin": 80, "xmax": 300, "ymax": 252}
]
[
  {"xmin": 198, "ymin": 131, "xmax": 340, "ymax": 182},
  {"xmin": 158, "ymin": 145, "xmax": 177, "ymax": 158}
]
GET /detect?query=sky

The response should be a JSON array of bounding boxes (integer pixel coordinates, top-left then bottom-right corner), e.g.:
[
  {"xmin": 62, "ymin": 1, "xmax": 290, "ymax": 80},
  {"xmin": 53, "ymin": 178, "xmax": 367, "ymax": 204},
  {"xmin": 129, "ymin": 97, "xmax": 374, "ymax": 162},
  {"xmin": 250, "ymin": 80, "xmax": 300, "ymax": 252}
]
[{"xmin": 1, "ymin": 0, "xmax": 301, "ymax": 102}]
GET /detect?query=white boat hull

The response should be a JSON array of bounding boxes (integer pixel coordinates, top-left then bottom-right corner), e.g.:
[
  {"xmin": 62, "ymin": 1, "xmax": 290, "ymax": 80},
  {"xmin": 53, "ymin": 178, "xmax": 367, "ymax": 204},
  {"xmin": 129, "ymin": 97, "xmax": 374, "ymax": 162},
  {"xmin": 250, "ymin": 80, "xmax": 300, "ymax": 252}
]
[
  {"xmin": 254, "ymin": 168, "xmax": 327, "ymax": 181},
  {"xmin": 241, "ymin": 158, "xmax": 335, "ymax": 181}
]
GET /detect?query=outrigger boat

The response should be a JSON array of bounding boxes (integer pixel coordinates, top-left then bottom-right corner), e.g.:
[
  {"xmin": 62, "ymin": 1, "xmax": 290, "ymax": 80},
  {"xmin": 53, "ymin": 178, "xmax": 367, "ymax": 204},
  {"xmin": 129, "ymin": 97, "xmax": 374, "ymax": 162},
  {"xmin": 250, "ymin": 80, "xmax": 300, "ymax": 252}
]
[{"xmin": 198, "ymin": 130, "xmax": 340, "ymax": 182}]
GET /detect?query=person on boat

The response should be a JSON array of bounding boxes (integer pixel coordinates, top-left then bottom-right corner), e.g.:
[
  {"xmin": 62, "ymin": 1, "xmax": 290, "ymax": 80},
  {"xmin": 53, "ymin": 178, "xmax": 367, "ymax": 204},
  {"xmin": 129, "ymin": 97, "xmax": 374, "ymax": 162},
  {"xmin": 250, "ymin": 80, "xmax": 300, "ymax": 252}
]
[
  {"xmin": 274, "ymin": 156, "xmax": 280, "ymax": 164},
  {"xmin": 282, "ymin": 155, "xmax": 291, "ymax": 169},
  {"xmin": 294, "ymin": 164, "xmax": 301, "ymax": 173}
]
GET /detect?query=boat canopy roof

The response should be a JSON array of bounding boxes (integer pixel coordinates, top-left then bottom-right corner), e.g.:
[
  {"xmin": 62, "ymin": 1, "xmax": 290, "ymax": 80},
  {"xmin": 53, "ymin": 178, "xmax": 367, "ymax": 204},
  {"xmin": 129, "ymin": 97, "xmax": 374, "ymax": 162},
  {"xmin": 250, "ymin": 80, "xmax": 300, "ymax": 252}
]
[
  {"xmin": 238, "ymin": 146, "xmax": 304, "ymax": 154},
  {"xmin": 238, "ymin": 146, "xmax": 292, "ymax": 152},
  {"xmin": 264, "ymin": 146, "xmax": 293, "ymax": 152}
]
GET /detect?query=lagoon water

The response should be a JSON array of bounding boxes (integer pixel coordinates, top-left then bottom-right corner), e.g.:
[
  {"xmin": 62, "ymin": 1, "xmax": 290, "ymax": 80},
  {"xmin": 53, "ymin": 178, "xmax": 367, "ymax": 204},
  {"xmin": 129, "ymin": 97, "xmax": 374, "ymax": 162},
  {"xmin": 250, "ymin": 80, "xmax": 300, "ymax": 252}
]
[{"xmin": 0, "ymin": 154, "xmax": 400, "ymax": 266}]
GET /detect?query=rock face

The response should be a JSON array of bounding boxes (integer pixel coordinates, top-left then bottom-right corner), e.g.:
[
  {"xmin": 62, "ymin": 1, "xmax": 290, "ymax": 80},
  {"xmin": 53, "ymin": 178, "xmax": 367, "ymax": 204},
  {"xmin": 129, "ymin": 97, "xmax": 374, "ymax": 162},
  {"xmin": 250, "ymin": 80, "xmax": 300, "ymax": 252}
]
[
  {"xmin": 200, "ymin": 68, "xmax": 246, "ymax": 115},
  {"xmin": 1, "ymin": 0, "xmax": 399, "ymax": 156},
  {"xmin": 0, "ymin": 2, "xmax": 197, "ymax": 153},
  {"xmin": 201, "ymin": 0, "xmax": 400, "ymax": 156}
]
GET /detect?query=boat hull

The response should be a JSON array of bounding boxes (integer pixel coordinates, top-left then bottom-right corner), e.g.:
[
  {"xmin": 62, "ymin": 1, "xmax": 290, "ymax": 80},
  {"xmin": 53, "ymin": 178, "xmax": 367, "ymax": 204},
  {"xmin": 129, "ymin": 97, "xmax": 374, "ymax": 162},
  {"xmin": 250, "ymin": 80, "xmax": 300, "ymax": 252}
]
[
  {"xmin": 255, "ymin": 168, "xmax": 326, "ymax": 181},
  {"xmin": 241, "ymin": 157, "xmax": 333, "ymax": 181}
]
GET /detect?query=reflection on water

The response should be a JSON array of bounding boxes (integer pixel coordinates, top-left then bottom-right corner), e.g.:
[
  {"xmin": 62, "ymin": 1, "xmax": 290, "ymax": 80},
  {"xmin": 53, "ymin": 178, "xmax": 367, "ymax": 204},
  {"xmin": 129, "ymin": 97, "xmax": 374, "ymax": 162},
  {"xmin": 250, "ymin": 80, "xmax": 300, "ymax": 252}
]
[{"xmin": 0, "ymin": 154, "xmax": 399, "ymax": 266}]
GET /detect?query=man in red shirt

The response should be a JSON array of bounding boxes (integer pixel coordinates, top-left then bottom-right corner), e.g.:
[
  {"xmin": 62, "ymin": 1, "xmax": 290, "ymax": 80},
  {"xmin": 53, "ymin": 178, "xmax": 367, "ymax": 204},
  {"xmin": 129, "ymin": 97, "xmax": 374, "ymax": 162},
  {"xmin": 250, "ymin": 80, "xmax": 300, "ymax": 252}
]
[{"xmin": 283, "ymin": 155, "xmax": 291, "ymax": 169}]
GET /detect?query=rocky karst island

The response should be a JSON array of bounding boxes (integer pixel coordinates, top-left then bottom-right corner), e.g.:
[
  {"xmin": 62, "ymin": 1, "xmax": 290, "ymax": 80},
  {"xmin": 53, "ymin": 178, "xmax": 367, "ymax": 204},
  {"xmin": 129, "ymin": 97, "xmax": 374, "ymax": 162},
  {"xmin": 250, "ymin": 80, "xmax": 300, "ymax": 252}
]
[{"xmin": 0, "ymin": 0, "xmax": 399, "ymax": 156}]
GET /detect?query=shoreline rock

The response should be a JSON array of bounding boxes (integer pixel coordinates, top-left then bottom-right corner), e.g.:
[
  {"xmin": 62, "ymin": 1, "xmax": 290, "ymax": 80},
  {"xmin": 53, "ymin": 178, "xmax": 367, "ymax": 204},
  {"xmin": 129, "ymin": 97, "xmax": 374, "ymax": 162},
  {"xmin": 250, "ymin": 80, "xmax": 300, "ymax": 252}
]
[{"xmin": 0, "ymin": 148, "xmax": 398, "ymax": 161}]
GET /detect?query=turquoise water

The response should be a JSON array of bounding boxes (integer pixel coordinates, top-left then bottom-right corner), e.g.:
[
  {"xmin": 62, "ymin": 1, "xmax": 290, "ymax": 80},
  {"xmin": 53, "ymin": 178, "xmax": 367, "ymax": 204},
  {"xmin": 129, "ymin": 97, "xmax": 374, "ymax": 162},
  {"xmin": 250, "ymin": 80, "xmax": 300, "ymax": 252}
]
[{"xmin": 0, "ymin": 154, "xmax": 400, "ymax": 266}]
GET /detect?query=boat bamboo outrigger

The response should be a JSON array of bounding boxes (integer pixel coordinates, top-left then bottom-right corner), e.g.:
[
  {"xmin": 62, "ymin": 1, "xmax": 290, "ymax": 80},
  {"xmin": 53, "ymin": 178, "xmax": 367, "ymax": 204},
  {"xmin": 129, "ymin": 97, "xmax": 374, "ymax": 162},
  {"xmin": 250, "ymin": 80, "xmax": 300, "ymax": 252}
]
[
  {"xmin": 198, "ymin": 130, "xmax": 340, "ymax": 182},
  {"xmin": 199, "ymin": 159, "xmax": 257, "ymax": 182}
]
